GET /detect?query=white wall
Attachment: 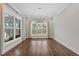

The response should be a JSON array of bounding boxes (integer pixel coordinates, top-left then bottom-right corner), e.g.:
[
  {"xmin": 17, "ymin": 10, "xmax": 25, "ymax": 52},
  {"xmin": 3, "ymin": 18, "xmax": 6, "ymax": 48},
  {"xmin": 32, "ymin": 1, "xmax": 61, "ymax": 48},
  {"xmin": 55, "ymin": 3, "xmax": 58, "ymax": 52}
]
[
  {"xmin": 25, "ymin": 17, "xmax": 31, "ymax": 38},
  {"xmin": 22, "ymin": 16, "xmax": 27, "ymax": 40},
  {"xmin": 25, "ymin": 17, "xmax": 54, "ymax": 38},
  {"xmin": 53, "ymin": 4, "xmax": 79, "ymax": 55},
  {"xmin": 47, "ymin": 17, "xmax": 54, "ymax": 38}
]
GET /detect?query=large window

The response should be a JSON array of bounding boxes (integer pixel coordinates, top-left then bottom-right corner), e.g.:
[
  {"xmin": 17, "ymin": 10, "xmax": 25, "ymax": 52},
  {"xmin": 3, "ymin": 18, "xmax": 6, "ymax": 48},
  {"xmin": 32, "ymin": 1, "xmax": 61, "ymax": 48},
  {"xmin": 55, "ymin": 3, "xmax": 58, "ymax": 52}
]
[
  {"xmin": 31, "ymin": 21, "xmax": 48, "ymax": 35},
  {"xmin": 4, "ymin": 15, "xmax": 14, "ymax": 42},
  {"xmin": 4, "ymin": 13, "xmax": 22, "ymax": 42},
  {"xmin": 15, "ymin": 18, "xmax": 21, "ymax": 38}
]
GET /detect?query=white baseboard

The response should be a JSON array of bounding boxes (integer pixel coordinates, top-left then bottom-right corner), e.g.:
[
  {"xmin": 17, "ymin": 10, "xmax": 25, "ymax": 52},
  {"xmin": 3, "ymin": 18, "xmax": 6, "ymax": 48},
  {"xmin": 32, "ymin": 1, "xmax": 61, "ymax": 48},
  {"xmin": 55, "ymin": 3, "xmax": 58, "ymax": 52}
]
[
  {"xmin": 53, "ymin": 36, "xmax": 79, "ymax": 55},
  {"xmin": 2, "ymin": 37, "xmax": 22, "ymax": 55}
]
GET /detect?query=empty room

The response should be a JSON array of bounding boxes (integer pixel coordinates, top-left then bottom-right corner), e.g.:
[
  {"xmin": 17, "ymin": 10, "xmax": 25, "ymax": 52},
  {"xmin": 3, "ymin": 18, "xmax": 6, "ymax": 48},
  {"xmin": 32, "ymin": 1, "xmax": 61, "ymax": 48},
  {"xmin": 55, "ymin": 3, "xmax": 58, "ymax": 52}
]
[{"xmin": 0, "ymin": 3, "xmax": 79, "ymax": 56}]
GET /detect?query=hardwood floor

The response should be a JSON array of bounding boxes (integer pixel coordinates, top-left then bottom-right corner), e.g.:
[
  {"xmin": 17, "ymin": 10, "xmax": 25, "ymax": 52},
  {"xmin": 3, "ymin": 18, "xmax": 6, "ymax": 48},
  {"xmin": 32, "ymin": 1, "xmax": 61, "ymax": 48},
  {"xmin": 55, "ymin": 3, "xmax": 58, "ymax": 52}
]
[{"xmin": 3, "ymin": 38, "xmax": 78, "ymax": 56}]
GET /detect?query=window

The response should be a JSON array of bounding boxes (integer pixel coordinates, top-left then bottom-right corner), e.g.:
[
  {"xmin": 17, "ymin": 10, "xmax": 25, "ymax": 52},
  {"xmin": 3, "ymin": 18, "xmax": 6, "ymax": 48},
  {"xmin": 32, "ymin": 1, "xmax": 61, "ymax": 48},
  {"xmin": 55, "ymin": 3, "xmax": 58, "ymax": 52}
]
[
  {"xmin": 15, "ymin": 18, "xmax": 21, "ymax": 38},
  {"xmin": 4, "ymin": 13, "xmax": 22, "ymax": 42},
  {"xmin": 31, "ymin": 21, "xmax": 48, "ymax": 35},
  {"xmin": 4, "ymin": 14, "xmax": 14, "ymax": 42}
]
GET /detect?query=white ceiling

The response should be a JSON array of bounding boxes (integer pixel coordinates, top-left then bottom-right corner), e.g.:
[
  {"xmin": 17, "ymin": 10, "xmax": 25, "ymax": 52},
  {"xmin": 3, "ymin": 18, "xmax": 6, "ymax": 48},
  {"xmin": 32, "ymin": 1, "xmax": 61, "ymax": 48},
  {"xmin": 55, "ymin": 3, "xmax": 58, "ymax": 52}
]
[{"xmin": 9, "ymin": 3, "xmax": 69, "ymax": 18}]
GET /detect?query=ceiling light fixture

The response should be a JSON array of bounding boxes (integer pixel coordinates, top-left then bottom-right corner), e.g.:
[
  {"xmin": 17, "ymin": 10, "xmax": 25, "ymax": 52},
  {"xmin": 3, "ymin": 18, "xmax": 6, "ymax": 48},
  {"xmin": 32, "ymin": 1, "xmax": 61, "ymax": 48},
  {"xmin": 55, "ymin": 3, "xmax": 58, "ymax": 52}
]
[{"xmin": 38, "ymin": 8, "xmax": 41, "ymax": 10}]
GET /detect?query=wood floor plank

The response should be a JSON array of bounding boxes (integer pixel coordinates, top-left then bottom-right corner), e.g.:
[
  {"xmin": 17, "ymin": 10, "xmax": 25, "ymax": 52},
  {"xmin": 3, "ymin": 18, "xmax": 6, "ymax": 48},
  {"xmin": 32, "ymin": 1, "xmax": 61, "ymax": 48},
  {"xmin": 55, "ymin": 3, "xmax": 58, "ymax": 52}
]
[{"xmin": 3, "ymin": 38, "xmax": 78, "ymax": 56}]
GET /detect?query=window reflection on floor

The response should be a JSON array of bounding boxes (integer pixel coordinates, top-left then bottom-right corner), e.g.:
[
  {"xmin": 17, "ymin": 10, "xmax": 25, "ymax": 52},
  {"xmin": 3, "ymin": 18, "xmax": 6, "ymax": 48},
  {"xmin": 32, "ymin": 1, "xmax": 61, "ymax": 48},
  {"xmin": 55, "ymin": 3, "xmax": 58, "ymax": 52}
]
[{"xmin": 30, "ymin": 39, "xmax": 48, "ymax": 55}]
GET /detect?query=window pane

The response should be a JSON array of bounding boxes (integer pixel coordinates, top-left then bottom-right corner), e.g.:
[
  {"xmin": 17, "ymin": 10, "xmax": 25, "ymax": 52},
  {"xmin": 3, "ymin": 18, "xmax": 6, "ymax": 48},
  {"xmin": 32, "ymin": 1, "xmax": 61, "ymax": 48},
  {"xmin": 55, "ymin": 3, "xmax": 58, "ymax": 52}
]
[
  {"xmin": 4, "ymin": 16, "xmax": 14, "ymax": 42},
  {"xmin": 5, "ymin": 28, "xmax": 14, "ymax": 42},
  {"xmin": 31, "ymin": 21, "xmax": 48, "ymax": 35},
  {"xmin": 15, "ymin": 29, "xmax": 21, "ymax": 38},
  {"xmin": 15, "ymin": 18, "xmax": 21, "ymax": 38}
]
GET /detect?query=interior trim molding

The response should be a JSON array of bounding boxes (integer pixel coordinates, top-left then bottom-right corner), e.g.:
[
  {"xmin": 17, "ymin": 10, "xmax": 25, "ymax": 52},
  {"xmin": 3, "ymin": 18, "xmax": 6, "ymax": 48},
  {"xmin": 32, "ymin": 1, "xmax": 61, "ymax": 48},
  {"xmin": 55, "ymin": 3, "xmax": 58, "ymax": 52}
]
[
  {"xmin": 5, "ymin": 3, "xmax": 22, "ymax": 17},
  {"xmin": 54, "ymin": 3, "xmax": 72, "ymax": 17},
  {"xmin": 53, "ymin": 36, "xmax": 79, "ymax": 55}
]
